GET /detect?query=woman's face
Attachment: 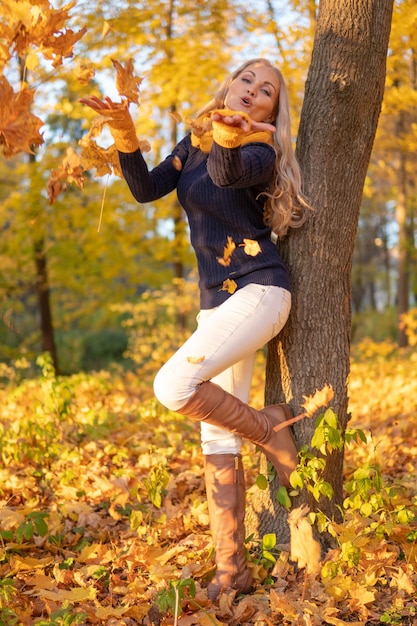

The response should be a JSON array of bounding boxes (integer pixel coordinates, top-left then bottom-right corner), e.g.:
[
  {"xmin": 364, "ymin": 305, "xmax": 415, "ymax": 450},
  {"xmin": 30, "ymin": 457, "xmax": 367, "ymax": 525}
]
[{"xmin": 224, "ymin": 62, "xmax": 280, "ymax": 123}]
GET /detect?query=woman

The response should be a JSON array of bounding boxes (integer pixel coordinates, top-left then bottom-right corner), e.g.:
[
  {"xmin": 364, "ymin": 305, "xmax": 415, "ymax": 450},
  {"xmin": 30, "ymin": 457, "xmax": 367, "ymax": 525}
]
[{"xmin": 81, "ymin": 58, "xmax": 310, "ymax": 601}]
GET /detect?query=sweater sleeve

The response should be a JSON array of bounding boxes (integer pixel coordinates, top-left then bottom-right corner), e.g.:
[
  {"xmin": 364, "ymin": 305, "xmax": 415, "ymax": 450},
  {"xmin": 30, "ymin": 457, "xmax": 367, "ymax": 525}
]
[
  {"xmin": 207, "ymin": 141, "xmax": 276, "ymax": 189},
  {"xmin": 118, "ymin": 136, "xmax": 189, "ymax": 203}
]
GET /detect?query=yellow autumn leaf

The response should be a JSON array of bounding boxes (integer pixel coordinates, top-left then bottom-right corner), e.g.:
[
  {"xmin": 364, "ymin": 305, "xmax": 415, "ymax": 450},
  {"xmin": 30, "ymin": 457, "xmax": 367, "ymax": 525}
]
[
  {"xmin": 217, "ymin": 236, "xmax": 236, "ymax": 267},
  {"xmin": 288, "ymin": 505, "xmax": 321, "ymax": 574},
  {"xmin": 9, "ymin": 555, "xmax": 55, "ymax": 572},
  {"xmin": 172, "ymin": 155, "xmax": 182, "ymax": 170},
  {"xmin": 112, "ymin": 58, "xmax": 142, "ymax": 105},
  {"xmin": 24, "ymin": 573, "xmax": 56, "ymax": 590},
  {"xmin": 240, "ymin": 238, "xmax": 261, "ymax": 256},
  {"xmin": 0, "ymin": 77, "xmax": 44, "ymax": 157},
  {"xmin": 36, "ymin": 586, "xmax": 97, "ymax": 603},
  {"xmin": 221, "ymin": 278, "xmax": 237, "ymax": 294},
  {"xmin": 74, "ymin": 62, "xmax": 95, "ymax": 85},
  {"xmin": 301, "ymin": 384, "xmax": 334, "ymax": 417},
  {"xmin": 0, "ymin": 506, "xmax": 25, "ymax": 529},
  {"xmin": 94, "ymin": 605, "xmax": 130, "ymax": 619},
  {"xmin": 186, "ymin": 355, "xmax": 205, "ymax": 364},
  {"xmin": 169, "ymin": 110, "xmax": 183, "ymax": 123},
  {"xmin": 101, "ymin": 20, "xmax": 113, "ymax": 39}
]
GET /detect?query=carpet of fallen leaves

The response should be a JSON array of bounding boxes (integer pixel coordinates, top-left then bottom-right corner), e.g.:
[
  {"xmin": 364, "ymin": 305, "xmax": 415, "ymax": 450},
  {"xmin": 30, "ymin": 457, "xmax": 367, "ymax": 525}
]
[{"xmin": 1, "ymin": 341, "xmax": 417, "ymax": 626}]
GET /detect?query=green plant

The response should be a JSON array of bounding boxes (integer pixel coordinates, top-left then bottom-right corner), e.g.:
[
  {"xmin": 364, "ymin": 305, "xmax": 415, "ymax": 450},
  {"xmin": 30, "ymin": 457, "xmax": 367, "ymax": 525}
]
[
  {"xmin": 34, "ymin": 605, "xmax": 87, "ymax": 625},
  {"xmin": 155, "ymin": 578, "xmax": 196, "ymax": 620}
]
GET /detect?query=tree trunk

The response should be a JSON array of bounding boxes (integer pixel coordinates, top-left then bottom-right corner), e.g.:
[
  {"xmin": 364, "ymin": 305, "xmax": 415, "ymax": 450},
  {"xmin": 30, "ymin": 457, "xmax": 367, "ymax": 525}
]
[
  {"xmin": 396, "ymin": 122, "xmax": 409, "ymax": 348},
  {"xmin": 34, "ymin": 237, "xmax": 59, "ymax": 373},
  {"xmin": 246, "ymin": 0, "xmax": 394, "ymax": 541}
]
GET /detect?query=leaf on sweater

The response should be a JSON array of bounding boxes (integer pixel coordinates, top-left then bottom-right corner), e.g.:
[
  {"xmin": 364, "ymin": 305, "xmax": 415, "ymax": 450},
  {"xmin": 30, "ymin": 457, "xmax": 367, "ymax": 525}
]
[
  {"xmin": 112, "ymin": 58, "xmax": 142, "ymax": 105},
  {"xmin": 241, "ymin": 238, "xmax": 261, "ymax": 256},
  {"xmin": 217, "ymin": 236, "xmax": 236, "ymax": 267},
  {"xmin": 172, "ymin": 155, "xmax": 182, "ymax": 170},
  {"xmin": 221, "ymin": 278, "xmax": 237, "ymax": 294},
  {"xmin": 301, "ymin": 384, "xmax": 334, "ymax": 417},
  {"xmin": 0, "ymin": 76, "xmax": 44, "ymax": 158}
]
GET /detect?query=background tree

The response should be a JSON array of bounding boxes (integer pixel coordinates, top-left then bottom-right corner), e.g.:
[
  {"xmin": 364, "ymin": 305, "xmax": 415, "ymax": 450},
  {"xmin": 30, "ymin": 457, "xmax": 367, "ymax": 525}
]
[
  {"xmin": 351, "ymin": 0, "xmax": 417, "ymax": 344},
  {"xmin": 247, "ymin": 0, "xmax": 395, "ymax": 541}
]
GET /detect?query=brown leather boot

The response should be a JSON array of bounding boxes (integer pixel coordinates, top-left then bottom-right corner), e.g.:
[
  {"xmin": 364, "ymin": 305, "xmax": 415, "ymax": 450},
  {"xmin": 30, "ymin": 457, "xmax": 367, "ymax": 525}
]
[
  {"xmin": 205, "ymin": 454, "xmax": 253, "ymax": 601},
  {"xmin": 179, "ymin": 381, "xmax": 298, "ymax": 486}
]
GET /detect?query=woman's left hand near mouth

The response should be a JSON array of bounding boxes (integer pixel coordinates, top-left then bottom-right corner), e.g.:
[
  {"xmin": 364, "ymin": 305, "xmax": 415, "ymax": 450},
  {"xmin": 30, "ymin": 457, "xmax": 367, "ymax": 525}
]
[{"xmin": 211, "ymin": 111, "xmax": 275, "ymax": 133}]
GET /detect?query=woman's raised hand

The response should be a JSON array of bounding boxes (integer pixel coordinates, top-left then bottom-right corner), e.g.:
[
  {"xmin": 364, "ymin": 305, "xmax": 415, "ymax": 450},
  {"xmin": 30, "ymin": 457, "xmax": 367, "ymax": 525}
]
[
  {"xmin": 211, "ymin": 110, "xmax": 275, "ymax": 134},
  {"xmin": 79, "ymin": 95, "xmax": 122, "ymax": 112}
]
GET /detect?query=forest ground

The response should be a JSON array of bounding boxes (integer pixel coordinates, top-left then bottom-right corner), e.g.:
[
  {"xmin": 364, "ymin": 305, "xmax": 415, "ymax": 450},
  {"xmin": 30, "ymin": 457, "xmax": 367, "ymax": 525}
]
[{"xmin": 1, "ymin": 339, "xmax": 417, "ymax": 625}]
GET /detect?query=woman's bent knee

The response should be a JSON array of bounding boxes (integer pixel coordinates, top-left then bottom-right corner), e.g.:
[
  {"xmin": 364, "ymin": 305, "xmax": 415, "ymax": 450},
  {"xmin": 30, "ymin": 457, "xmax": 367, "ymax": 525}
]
[{"xmin": 153, "ymin": 367, "xmax": 196, "ymax": 412}]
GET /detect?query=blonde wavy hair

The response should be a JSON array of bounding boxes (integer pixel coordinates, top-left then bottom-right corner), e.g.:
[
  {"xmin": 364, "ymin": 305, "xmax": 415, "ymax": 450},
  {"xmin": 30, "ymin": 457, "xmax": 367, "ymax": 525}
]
[{"xmin": 196, "ymin": 58, "xmax": 311, "ymax": 238}]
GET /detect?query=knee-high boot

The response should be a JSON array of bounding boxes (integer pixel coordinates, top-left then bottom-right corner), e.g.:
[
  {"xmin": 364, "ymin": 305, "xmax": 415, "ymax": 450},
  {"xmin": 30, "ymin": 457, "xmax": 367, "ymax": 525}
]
[
  {"xmin": 205, "ymin": 453, "xmax": 253, "ymax": 601},
  {"xmin": 179, "ymin": 381, "xmax": 298, "ymax": 486}
]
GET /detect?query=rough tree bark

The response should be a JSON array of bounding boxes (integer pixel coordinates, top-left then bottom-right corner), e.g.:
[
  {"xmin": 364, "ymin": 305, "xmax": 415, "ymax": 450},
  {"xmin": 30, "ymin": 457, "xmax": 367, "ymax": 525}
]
[{"xmin": 246, "ymin": 0, "xmax": 394, "ymax": 542}]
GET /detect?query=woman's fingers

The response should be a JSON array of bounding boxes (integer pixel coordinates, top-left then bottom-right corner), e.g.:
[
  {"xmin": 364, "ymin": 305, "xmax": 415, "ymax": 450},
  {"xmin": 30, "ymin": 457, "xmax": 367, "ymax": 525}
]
[{"xmin": 79, "ymin": 95, "xmax": 118, "ymax": 111}]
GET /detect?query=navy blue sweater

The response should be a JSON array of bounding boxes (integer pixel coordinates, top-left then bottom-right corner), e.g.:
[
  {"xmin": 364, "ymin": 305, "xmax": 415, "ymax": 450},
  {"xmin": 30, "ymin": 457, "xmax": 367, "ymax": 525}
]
[{"xmin": 119, "ymin": 134, "xmax": 291, "ymax": 309}]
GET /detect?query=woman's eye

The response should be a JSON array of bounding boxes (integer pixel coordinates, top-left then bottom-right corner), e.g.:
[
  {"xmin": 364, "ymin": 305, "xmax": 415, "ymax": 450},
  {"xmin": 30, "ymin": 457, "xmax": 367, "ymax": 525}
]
[{"xmin": 261, "ymin": 88, "xmax": 271, "ymax": 96}]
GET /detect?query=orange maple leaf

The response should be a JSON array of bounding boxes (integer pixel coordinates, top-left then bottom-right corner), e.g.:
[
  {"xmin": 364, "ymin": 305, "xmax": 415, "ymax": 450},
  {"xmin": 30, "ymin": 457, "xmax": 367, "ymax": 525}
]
[
  {"xmin": 220, "ymin": 278, "xmax": 237, "ymax": 294},
  {"xmin": 47, "ymin": 147, "xmax": 84, "ymax": 204},
  {"xmin": 1, "ymin": 0, "xmax": 85, "ymax": 66},
  {"xmin": 74, "ymin": 62, "xmax": 95, "ymax": 86},
  {"xmin": 217, "ymin": 236, "xmax": 236, "ymax": 267},
  {"xmin": 288, "ymin": 505, "xmax": 321, "ymax": 575},
  {"xmin": 112, "ymin": 58, "xmax": 142, "ymax": 105},
  {"xmin": 42, "ymin": 27, "xmax": 87, "ymax": 68},
  {"xmin": 240, "ymin": 238, "xmax": 261, "ymax": 256},
  {"xmin": 0, "ymin": 77, "xmax": 44, "ymax": 158},
  {"xmin": 301, "ymin": 385, "xmax": 334, "ymax": 417}
]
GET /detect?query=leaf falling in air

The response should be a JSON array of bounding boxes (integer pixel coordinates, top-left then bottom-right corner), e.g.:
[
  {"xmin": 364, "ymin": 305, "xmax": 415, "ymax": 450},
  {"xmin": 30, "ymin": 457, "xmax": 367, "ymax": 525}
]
[
  {"xmin": 217, "ymin": 236, "xmax": 236, "ymax": 267},
  {"xmin": 169, "ymin": 111, "xmax": 183, "ymax": 124},
  {"xmin": 139, "ymin": 139, "xmax": 151, "ymax": 153},
  {"xmin": 288, "ymin": 505, "xmax": 321, "ymax": 575},
  {"xmin": 74, "ymin": 62, "xmax": 95, "ymax": 85},
  {"xmin": 112, "ymin": 58, "xmax": 142, "ymax": 105},
  {"xmin": 47, "ymin": 147, "xmax": 84, "ymax": 204},
  {"xmin": 0, "ymin": 76, "xmax": 44, "ymax": 157},
  {"xmin": 0, "ymin": 0, "xmax": 86, "ymax": 69},
  {"xmin": 188, "ymin": 116, "xmax": 212, "ymax": 138},
  {"xmin": 301, "ymin": 384, "xmax": 334, "ymax": 417},
  {"xmin": 101, "ymin": 21, "xmax": 113, "ymax": 39}
]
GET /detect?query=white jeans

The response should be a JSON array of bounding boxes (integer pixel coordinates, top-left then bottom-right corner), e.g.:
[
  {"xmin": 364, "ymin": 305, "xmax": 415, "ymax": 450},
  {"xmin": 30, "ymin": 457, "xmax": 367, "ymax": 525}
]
[{"xmin": 153, "ymin": 283, "xmax": 291, "ymax": 455}]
